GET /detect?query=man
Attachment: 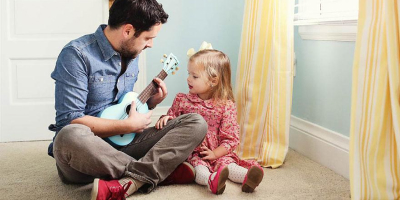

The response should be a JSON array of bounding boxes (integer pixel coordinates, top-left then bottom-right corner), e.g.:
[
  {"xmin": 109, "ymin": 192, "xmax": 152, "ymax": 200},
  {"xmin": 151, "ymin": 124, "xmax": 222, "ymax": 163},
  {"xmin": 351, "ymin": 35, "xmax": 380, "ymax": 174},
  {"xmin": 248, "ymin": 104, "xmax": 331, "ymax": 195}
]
[{"xmin": 48, "ymin": 0, "xmax": 207, "ymax": 199}]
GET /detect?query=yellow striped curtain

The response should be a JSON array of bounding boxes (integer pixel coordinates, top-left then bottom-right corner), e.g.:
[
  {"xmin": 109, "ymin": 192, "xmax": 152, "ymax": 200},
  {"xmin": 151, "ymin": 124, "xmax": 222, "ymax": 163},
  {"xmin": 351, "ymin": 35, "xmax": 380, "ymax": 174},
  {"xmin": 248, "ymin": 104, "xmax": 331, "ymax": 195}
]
[
  {"xmin": 350, "ymin": 0, "xmax": 400, "ymax": 199},
  {"xmin": 235, "ymin": 0, "xmax": 294, "ymax": 168}
]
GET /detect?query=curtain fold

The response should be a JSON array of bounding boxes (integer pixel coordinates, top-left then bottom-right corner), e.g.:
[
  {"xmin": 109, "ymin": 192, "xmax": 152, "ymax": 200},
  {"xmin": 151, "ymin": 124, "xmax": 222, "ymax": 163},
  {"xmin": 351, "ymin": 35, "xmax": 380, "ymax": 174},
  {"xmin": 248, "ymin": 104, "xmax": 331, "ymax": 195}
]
[
  {"xmin": 235, "ymin": 0, "xmax": 294, "ymax": 168},
  {"xmin": 350, "ymin": 0, "xmax": 400, "ymax": 199}
]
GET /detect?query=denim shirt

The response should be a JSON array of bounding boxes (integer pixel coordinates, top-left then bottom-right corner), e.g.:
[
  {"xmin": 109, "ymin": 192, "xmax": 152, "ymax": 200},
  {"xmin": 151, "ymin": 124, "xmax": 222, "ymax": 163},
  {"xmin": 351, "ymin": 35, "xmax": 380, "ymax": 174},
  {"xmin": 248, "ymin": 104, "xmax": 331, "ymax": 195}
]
[{"xmin": 48, "ymin": 25, "xmax": 139, "ymax": 156}]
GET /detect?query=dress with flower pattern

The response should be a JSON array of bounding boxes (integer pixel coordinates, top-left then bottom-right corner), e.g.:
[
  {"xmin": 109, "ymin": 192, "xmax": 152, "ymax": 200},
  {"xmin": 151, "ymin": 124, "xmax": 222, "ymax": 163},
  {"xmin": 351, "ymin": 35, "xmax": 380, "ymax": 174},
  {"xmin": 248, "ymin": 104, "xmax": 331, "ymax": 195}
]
[{"xmin": 165, "ymin": 93, "xmax": 260, "ymax": 172}]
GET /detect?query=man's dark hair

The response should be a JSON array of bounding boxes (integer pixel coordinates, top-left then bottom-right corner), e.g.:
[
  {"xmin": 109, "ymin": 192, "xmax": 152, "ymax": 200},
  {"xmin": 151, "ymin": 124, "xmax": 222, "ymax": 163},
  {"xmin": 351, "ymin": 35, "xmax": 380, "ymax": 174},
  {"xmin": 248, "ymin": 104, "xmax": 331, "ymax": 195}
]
[{"xmin": 108, "ymin": 0, "xmax": 169, "ymax": 37}]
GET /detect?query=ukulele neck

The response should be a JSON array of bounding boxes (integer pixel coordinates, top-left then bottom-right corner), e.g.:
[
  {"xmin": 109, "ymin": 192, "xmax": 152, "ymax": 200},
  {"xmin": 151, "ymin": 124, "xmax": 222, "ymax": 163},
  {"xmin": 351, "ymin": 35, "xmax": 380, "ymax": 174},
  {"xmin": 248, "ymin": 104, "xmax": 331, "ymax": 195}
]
[{"xmin": 137, "ymin": 70, "xmax": 168, "ymax": 104}]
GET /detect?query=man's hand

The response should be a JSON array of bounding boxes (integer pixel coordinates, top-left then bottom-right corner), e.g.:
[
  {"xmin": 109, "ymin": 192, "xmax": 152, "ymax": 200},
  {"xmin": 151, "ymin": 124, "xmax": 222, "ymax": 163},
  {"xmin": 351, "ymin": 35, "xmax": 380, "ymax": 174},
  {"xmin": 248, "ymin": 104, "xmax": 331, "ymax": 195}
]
[
  {"xmin": 147, "ymin": 78, "xmax": 167, "ymax": 109},
  {"xmin": 200, "ymin": 146, "xmax": 218, "ymax": 161},
  {"xmin": 126, "ymin": 101, "xmax": 152, "ymax": 133},
  {"xmin": 155, "ymin": 115, "xmax": 173, "ymax": 129}
]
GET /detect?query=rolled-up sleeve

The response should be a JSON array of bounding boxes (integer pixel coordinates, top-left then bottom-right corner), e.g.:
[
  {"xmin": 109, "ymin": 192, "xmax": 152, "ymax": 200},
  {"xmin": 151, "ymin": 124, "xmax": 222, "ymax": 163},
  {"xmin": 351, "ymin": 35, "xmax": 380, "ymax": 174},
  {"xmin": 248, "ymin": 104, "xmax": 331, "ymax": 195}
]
[{"xmin": 51, "ymin": 46, "xmax": 88, "ymax": 130}]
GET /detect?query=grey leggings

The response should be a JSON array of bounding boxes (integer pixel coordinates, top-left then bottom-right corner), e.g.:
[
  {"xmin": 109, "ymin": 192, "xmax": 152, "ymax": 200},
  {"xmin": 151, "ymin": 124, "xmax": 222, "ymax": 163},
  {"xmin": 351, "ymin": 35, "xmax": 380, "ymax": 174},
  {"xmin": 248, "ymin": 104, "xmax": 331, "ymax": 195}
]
[{"xmin": 53, "ymin": 113, "xmax": 207, "ymax": 193}]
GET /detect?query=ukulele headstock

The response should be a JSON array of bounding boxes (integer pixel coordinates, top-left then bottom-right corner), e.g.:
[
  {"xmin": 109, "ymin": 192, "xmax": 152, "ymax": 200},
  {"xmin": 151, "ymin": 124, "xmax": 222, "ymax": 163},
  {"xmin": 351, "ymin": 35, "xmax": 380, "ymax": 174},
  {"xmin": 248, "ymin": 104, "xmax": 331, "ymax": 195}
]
[{"xmin": 161, "ymin": 53, "xmax": 179, "ymax": 75}]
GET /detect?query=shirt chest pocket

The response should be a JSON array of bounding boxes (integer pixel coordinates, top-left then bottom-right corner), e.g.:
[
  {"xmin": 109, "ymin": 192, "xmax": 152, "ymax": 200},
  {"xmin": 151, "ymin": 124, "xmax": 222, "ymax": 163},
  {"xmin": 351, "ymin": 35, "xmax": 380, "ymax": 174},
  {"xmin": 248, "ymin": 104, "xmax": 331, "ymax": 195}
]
[
  {"xmin": 87, "ymin": 75, "xmax": 116, "ymax": 103},
  {"xmin": 124, "ymin": 72, "xmax": 138, "ymax": 92}
]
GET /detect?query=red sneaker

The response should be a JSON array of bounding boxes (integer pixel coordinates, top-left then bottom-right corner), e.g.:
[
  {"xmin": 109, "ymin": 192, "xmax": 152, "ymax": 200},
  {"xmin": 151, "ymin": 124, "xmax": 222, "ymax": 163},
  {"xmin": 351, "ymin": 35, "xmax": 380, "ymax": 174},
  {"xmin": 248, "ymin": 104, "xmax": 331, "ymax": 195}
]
[
  {"xmin": 91, "ymin": 178, "xmax": 132, "ymax": 200},
  {"xmin": 242, "ymin": 165, "xmax": 264, "ymax": 193},
  {"xmin": 208, "ymin": 166, "xmax": 229, "ymax": 195},
  {"xmin": 159, "ymin": 162, "xmax": 195, "ymax": 186}
]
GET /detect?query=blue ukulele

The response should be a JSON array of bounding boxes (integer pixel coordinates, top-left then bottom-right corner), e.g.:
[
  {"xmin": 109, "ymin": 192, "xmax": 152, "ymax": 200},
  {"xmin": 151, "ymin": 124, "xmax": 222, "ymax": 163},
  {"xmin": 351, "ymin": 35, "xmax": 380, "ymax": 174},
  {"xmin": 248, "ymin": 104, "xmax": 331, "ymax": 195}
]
[{"xmin": 98, "ymin": 53, "xmax": 179, "ymax": 147}]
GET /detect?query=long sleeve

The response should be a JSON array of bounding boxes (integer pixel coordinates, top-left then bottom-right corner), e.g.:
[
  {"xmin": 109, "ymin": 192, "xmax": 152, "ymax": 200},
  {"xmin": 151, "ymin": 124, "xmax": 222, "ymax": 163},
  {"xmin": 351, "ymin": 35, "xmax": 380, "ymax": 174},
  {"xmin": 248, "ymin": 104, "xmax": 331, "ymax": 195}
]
[
  {"xmin": 51, "ymin": 46, "xmax": 88, "ymax": 131},
  {"xmin": 218, "ymin": 101, "xmax": 240, "ymax": 153},
  {"xmin": 166, "ymin": 93, "xmax": 185, "ymax": 118}
]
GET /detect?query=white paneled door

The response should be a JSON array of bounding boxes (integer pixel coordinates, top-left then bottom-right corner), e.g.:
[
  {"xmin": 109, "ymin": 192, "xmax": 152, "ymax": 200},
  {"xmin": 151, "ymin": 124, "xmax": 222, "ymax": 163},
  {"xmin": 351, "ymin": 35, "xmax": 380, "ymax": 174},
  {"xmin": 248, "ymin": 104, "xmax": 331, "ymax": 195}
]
[{"xmin": 0, "ymin": 0, "xmax": 109, "ymax": 142}]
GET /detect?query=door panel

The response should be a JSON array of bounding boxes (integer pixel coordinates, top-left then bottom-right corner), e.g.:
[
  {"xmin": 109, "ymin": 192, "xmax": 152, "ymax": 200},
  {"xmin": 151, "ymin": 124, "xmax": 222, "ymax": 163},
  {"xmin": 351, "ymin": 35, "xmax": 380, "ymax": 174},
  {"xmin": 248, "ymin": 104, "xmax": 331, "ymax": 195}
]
[{"xmin": 0, "ymin": 0, "xmax": 109, "ymax": 142}]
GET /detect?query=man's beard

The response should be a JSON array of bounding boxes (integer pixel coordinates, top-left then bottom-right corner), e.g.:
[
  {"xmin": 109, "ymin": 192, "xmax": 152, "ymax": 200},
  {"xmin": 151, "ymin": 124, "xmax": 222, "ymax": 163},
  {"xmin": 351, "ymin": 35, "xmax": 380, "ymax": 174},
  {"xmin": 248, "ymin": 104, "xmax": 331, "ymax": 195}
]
[
  {"xmin": 120, "ymin": 45, "xmax": 139, "ymax": 59},
  {"xmin": 119, "ymin": 38, "xmax": 140, "ymax": 59}
]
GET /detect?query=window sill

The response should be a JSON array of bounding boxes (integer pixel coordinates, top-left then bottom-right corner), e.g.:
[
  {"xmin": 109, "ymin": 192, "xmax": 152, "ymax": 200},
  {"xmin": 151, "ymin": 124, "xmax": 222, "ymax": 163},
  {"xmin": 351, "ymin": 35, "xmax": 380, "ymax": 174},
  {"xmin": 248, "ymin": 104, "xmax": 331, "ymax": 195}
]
[{"xmin": 298, "ymin": 24, "xmax": 357, "ymax": 42}]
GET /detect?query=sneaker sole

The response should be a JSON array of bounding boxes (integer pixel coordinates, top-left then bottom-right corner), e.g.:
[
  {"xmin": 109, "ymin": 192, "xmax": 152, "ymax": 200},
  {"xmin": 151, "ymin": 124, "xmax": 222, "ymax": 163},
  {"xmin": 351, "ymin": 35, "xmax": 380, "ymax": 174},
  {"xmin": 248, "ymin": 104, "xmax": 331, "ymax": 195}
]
[
  {"xmin": 91, "ymin": 178, "xmax": 100, "ymax": 200},
  {"xmin": 216, "ymin": 167, "xmax": 229, "ymax": 195},
  {"xmin": 242, "ymin": 166, "xmax": 264, "ymax": 193}
]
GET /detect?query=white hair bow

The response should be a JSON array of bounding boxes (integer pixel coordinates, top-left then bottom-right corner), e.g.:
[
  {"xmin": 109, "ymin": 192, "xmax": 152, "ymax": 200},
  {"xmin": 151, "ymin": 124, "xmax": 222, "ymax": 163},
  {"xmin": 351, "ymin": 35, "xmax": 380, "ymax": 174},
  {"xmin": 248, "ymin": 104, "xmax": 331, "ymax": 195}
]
[{"xmin": 187, "ymin": 41, "xmax": 213, "ymax": 58}]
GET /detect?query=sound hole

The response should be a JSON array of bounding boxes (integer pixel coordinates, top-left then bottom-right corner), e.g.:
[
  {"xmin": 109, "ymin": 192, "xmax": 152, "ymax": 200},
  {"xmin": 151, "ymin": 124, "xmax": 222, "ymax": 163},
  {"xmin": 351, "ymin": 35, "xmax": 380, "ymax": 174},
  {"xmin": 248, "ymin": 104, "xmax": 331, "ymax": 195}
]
[
  {"xmin": 125, "ymin": 104, "xmax": 139, "ymax": 114},
  {"xmin": 125, "ymin": 105, "xmax": 131, "ymax": 114}
]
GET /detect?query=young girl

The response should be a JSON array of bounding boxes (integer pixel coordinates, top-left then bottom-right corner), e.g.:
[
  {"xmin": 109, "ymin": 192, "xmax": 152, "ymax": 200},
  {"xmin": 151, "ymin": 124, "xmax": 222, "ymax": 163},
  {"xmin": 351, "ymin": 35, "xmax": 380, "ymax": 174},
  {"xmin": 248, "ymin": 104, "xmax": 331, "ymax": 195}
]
[{"xmin": 155, "ymin": 49, "xmax": 264, "ymax": 195}]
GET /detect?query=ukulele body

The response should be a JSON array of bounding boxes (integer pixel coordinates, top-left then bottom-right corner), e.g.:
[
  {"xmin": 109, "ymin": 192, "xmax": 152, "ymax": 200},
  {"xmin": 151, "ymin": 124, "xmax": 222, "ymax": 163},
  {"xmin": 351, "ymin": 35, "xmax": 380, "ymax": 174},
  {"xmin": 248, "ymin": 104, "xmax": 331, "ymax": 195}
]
[{"xmin": 97, "ymin": 92, "xmax": 149, "ymax": 146}]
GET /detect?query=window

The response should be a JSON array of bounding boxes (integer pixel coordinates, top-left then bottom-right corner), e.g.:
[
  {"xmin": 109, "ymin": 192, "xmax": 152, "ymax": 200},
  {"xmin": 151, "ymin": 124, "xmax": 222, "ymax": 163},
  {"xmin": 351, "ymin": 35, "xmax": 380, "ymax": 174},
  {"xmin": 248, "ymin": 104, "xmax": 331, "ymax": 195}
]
[{"xmin": 294, "ymin": 0, "xmax": 359, "ymax": 41}]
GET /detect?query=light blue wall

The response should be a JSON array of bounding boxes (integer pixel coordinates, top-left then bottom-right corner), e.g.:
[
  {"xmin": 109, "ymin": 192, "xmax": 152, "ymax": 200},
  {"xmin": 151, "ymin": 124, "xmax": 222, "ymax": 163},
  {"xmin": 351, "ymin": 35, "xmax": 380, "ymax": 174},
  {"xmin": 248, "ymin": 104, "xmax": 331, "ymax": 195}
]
[
  {"xmin": 293, "ymin": 27, "xmax": 355, "ymax": 137},
  {"xmin": 145, "ymin": 0, "xmax": 245, "ymax": 106}
]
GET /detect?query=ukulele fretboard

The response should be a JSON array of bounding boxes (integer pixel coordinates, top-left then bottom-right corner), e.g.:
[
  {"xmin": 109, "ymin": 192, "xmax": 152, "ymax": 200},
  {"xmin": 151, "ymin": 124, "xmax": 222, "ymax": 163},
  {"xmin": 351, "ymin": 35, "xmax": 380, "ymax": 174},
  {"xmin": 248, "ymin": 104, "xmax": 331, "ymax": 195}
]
[{"xmin": 137, "ymin": 70, "xmax": 168, "ymax": 104}]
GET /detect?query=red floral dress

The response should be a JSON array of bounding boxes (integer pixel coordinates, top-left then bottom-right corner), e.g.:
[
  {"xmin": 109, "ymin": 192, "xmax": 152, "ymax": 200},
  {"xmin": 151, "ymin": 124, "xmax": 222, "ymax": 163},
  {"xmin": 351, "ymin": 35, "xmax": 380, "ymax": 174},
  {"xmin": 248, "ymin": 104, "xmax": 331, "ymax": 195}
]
[{"xmin": 165, "ymin": 93, "xmax": 260, "ymax": 172}]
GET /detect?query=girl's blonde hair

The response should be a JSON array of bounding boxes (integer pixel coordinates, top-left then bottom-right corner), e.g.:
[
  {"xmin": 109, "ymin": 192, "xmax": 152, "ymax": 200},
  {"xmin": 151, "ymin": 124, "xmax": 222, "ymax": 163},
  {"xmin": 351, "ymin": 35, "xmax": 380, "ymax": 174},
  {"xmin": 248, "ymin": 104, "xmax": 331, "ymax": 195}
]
[{"xmin": 189, "ymin": 49, "xmax": 234, "ymax": 102}]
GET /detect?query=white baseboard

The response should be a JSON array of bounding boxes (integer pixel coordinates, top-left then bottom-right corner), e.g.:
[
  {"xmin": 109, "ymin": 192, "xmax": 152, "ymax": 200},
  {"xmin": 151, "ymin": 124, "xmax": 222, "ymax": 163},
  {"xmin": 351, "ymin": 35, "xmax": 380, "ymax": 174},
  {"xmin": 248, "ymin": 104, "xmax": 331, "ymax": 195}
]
[{"xmin": 289, "ymin": 115, "xmax": 350, "ymax": 179}]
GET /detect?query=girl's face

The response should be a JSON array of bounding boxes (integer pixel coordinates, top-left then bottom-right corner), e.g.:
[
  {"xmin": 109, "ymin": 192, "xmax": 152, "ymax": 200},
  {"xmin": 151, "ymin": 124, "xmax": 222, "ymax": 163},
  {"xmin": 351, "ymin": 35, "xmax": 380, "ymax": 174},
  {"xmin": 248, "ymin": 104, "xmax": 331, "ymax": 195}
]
[{"xmin": 187, "ymin": 62, "xmax": 213, "ymax": 100}]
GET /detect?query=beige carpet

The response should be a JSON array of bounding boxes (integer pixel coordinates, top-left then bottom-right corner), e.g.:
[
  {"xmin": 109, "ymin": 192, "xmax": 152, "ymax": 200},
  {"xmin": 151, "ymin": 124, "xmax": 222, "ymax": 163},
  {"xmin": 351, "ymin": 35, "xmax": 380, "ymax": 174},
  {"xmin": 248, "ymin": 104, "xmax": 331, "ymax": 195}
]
[{"xmin": 0, "ymin": 141, "xmax": 350, "ymax": 200}]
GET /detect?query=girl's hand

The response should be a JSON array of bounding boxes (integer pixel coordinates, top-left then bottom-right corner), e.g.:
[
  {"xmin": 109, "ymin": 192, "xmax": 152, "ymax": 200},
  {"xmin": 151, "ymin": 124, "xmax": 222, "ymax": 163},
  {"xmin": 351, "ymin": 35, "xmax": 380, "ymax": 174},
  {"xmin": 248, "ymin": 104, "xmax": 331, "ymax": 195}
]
[
  {"xmin": 155, "ymin": 115, "xmax": 173, "ymax": 129},
  {"xmin": 200, "ymin": 146, "xmax": 218, "ymax": 161}
]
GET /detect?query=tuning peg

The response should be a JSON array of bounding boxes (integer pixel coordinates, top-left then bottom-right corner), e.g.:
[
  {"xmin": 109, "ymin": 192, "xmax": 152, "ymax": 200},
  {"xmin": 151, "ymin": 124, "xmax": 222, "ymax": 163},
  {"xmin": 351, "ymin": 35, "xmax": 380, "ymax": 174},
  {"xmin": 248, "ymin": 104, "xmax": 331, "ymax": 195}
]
[
  {"xmin": 163, "ymin": 54, "xmax": 167, "ymax": 58},
  {"xmin": 172, "ymin": 71, "xmax": 176, "ymax": 75},
  {"xmin": 160, "ymin": 59, "xmax": 164, "ymax": 63},
  {"xmin": 176, "ymin": 67, "xmax": 179, "ymax": 70}
]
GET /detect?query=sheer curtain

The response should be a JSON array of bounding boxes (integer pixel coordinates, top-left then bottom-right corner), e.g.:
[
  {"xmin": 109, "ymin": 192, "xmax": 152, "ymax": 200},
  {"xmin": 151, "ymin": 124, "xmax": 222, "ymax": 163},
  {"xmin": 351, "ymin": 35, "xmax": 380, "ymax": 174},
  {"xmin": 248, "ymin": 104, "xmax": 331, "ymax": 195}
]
[{"xmin": 235, "ymin": 0, "xmax": 294, "ymax": 168}]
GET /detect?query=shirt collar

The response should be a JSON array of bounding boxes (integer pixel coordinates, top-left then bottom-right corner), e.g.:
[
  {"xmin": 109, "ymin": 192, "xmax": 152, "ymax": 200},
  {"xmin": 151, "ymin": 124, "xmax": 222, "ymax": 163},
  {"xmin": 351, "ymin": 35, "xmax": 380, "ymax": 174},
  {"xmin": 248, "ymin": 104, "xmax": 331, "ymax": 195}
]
[
  {"xmin": 94, "ymin": 25, "xmax": 118, "ymax": 61},
  {"xmin": 185, "ymin": 93, "xmax": 214, "ymax": 108}
]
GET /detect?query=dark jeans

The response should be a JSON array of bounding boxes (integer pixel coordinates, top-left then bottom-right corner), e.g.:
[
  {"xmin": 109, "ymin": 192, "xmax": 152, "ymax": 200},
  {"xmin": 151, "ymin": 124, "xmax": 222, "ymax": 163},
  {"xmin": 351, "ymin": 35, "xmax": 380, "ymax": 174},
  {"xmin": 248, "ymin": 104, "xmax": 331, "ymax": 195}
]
[{"xmin": 53, "ymin": 113, "xmax": 207, "ymax": 193}]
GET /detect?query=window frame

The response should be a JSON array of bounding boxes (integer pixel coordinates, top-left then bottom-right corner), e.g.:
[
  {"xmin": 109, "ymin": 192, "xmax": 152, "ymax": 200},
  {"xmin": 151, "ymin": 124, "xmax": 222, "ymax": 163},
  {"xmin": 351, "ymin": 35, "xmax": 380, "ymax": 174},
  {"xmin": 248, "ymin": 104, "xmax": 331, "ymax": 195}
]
[{"xmin": 295, "ymin": 0, "xmax": 358, "ymax": 42}]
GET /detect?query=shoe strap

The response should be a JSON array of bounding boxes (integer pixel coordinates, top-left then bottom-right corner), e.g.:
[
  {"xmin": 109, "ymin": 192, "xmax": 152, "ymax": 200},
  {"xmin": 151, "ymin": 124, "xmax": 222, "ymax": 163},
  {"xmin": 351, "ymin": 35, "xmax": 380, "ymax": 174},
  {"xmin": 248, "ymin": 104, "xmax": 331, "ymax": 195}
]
[{"xmin": 208, "ymin": 174, "xmax": 215, "ymax": 192}]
